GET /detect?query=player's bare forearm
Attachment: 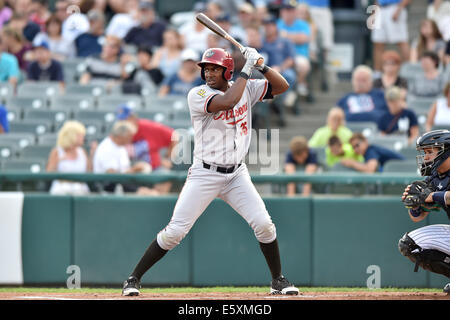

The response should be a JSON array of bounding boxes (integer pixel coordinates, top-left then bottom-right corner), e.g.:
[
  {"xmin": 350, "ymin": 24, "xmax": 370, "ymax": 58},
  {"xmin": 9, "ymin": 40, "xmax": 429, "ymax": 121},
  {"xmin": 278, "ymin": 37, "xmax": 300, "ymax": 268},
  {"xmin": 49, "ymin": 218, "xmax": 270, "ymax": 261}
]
[
  {"xmin": 208, "ymin": 77, "xmax": 248, "ymax": 112},
  {"xmin": 263, "ymin": 67, "xmax": 289, "ymax": 96}
]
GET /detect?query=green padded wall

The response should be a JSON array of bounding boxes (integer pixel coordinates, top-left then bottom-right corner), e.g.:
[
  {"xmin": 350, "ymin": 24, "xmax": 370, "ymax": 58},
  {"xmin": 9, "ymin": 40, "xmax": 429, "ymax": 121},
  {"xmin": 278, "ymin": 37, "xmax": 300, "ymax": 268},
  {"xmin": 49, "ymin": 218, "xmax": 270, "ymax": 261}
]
[{"xmin": 22, "ymin": 195, "xmax": 73, "ymax": 284}]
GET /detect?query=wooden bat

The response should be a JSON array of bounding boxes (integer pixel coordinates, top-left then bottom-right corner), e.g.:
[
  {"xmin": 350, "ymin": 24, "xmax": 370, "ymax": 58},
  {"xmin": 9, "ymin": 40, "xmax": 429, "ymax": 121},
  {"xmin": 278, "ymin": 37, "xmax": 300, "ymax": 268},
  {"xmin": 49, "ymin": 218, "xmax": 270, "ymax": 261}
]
[{"xmin": 196, "ymin": 13, "xmax": 264, "ymax": 66}]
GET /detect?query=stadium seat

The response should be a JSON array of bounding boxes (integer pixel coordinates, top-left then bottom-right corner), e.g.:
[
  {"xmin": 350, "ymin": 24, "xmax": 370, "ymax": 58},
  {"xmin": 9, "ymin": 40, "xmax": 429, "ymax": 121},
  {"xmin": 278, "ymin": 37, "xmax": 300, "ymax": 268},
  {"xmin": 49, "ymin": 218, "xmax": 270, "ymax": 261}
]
[
  {"xmin": 399, "ymin": 147, "xmax": 418, "ymax": 161},
  {"xmin": 346, "ymin": 122, "xmax": 378, "ymax": 137},
  {"xmin": 9, "ymin": 119, "xmax": 53, "ymax": 136},
  {"xmin": 49, "ymin": 95, "xmax": 95, "ymax": 110},
  {"xmin": 6, "ymin": 107, "xmax": 22, "ymax": 123},
  {"xmin": 23, "ymin": 108, "xmax": 69, "ymax": 126},
  {"xmin": 137, "ymin": 110, "xmax": 169, "ymax": 123},
  {"xmin": 36, "ymin": 133, "xmax": 57, "ymax": 146},
  {"xmin": 73, "ymin": 110, "xmax": 116, "ymax": 124},
  {"xmin": 17, "ymin": 81, "xmax": 62, "ymax": 98},
  {"xmin": 407, "ymin": 96, "xmax": 436, "ymax": 114},
  {"xmin": 65, "ymin": 84, "xmax": 105, "ymax": 97},
  {"xmin": 18, "ymin": 145, "xmax": 53, "ymax": 161},
  {"xmin": 368, "ymin": 135, "xmax": 408, "ymax": 151},
  {"xmin": 6, "ymin": 96, "xmax": 47, "ymax": 110},
  {"xmin": 97, "ymin": 95, "xmax": 143, "ymax": 111},
  {"xmin": 383, "ymin": 160, "xmax": 419, "ymax": 174},
  {"xmin": 432, "ymin": 124, "xmax": 450, "ymax": 130},
  {"xmin": 172, "ymin": 110, "xmax": 191, "ymax": 122},
  {"xmin": 0, "ymin": 143, "xmax": 18, "ymax": 160},
  {"xmin": 0, "ymin": 133, "xmax": 36, "ymax": 149},
  {"xmin": 144, "ymin": 96, "xmax": 187, "ymax": 111},
  {"xmin": 0, "ymin": 83, "xmax": 14, "ymax": 104},
  {"xmin": 164, "ymin": 119, "xmax": 192, "ymax": 130},
  {"xmin": 1, "ymin": 158, "xmax": 46, "ymax": 173}
]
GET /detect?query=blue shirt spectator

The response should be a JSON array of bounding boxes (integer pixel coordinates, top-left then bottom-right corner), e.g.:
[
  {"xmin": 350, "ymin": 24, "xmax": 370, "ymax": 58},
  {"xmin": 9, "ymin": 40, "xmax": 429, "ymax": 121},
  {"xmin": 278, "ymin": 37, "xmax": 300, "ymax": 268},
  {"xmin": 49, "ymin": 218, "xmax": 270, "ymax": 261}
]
[
  {"xmin": 0, "ymin": 105, "xmax": 9, "ymax": 133},
  {"xmin": 285, "ymin": 149, "xmax": 318, "ymax": 167},
  {"xmin": 364, "ymin": 145, "xmax": 405, "ymax": 172},
  {"xmin": 75, "ymin": 33, "xmax": 103, "ymax": 57},
  {"xmin": 0, "ymin": 51, "xmax": 20, "ymax": 82},
  {"xmin": 277, "ymin": 18, "xmax": 310, "ymax": 58},
  {"xmin": 27, "ymin": 41, "xmax": 64, "ymax": 82},
  {"xmin": 377, "ymin": 109, "xmax": 418, "ymax": 136},
  {"xmin": 337, "ymin": 66, "xmax": 389, "ymax": 123},
  {"xmin": 299, "ymin": 0, "xmax": 330, "ymax": 7},
  {"xmin": 161, "ymin": 73, "xmax": 202, "ymax": 96},
  {"xmin": 343, "ymin": 132, "xmax": 405, "ymax": 173}
]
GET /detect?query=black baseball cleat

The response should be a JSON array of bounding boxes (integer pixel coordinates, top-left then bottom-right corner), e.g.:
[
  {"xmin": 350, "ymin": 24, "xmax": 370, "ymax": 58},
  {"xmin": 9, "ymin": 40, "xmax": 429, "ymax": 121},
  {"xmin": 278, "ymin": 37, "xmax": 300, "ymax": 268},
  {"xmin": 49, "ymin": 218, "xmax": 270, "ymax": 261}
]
[
  {"xmin": 444, "ymin": 283, "xmax": 450, "ymax": 295},
  {"xmin": 270, "ymin": 275, "xmax": 299, "ymax": 295},
  {"xmin": 122, "ymin": 276, "xmax": 141, "ymax": 296}
]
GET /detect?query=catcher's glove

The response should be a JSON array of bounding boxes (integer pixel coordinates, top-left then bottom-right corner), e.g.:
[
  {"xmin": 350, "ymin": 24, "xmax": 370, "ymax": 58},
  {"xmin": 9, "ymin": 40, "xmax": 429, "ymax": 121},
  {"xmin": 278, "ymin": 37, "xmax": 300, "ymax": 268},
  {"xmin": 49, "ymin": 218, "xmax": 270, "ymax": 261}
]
[{"xmin": 403, "ymin": 180, "xmax": 433, "ymax": 209}]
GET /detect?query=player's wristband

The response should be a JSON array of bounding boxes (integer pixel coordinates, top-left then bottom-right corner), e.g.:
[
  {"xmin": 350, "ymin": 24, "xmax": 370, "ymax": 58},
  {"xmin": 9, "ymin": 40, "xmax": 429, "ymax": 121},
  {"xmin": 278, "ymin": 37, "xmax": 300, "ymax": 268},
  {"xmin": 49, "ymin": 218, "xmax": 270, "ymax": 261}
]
[
  {"xmin": 409, "ymin": 207, "xmax": 423, "ymax": 217},
  {"xmin": 260, "ymin": 65, "xmax": 269, "ymax": 74},
  {"xmin": 239, "ymin": 72, "xmax": 250, "ymax": 80},
  {"xmin": 432, "ymin": 191, "xmax": 447, "ymax": 207}
]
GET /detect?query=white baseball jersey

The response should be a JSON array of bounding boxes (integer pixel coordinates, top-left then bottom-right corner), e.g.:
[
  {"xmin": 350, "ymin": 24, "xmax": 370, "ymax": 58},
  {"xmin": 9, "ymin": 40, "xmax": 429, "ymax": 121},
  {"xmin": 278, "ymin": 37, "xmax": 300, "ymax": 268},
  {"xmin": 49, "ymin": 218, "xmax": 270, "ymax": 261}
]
[
  {"xmin": 156, "ymin": 78, "xmax": 276, "ymax": 252},
  {"xmin": 187, "ymin": 79, "xmax": 269, "ymax": 166}
]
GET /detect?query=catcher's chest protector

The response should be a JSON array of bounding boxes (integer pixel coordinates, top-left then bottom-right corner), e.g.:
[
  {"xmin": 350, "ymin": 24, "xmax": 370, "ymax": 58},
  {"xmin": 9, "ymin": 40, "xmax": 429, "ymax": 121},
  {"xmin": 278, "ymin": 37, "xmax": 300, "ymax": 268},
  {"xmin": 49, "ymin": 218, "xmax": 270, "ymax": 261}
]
[{"xmin": 427, "ymin": 170, "xmax": 450, "ymax": 219}]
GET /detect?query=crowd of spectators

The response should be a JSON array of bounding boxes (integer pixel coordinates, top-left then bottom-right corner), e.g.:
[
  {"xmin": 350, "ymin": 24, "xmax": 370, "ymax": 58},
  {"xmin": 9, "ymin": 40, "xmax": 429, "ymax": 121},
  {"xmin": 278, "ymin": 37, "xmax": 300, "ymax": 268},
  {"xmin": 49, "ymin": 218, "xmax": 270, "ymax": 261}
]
[{"xmin": 0, "ymin": 0, "xmax": 449, "ymax": 197}]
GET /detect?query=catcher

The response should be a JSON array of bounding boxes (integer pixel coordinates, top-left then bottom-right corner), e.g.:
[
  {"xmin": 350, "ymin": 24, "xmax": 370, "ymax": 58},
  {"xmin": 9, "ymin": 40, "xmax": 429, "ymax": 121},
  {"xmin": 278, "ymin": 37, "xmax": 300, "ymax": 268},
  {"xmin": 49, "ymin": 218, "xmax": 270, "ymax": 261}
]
[{"xmin": 399, "ymin": 129, "xmax": 450, "ymax": 294}]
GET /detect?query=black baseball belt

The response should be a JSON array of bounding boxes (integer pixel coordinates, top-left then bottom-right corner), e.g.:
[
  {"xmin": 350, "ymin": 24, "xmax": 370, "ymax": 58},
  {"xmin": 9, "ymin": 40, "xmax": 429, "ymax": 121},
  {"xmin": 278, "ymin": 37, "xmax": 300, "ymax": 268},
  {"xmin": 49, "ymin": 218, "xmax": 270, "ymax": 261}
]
[{"xmin": 203, "ymin": 162, "xmax": 241, "ymax": 174}]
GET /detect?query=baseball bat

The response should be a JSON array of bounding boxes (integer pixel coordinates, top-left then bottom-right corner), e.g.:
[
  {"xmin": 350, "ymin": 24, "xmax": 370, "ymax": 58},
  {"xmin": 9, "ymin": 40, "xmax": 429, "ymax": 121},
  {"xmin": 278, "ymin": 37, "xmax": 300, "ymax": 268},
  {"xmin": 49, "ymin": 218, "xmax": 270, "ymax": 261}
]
[{"xmin": 196, "ymin": 13, "xmax": 264, "ymax": 66}]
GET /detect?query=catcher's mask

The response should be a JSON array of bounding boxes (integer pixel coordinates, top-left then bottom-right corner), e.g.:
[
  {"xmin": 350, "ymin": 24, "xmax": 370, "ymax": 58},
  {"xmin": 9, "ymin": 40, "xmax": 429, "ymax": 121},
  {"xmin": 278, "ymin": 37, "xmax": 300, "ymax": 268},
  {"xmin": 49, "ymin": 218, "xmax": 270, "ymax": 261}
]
[
  {"xmin": 198, "ymin": 48, "xmax": 234, "ymax": 81},
  {"xmin": 416, "ymin": 129, "xmax": 450, "ymax": 176}
]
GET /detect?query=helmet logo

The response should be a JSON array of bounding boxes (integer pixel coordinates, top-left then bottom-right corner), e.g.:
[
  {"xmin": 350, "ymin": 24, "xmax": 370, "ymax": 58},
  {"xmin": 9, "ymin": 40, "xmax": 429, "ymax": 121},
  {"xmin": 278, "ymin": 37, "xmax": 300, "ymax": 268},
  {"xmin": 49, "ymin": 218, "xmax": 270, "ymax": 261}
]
[{"xmin": 205, "ymin": 50, "xmax": 215, "ymax": 58}]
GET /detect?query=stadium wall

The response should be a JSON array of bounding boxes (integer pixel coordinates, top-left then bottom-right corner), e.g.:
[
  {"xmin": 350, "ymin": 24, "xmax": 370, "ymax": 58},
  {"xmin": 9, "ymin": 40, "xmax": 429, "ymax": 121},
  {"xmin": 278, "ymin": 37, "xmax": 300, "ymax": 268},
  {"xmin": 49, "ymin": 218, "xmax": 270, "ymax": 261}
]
[{"xmin": 1, "ymin": 194, "xmax": 448, "ymax": 288}]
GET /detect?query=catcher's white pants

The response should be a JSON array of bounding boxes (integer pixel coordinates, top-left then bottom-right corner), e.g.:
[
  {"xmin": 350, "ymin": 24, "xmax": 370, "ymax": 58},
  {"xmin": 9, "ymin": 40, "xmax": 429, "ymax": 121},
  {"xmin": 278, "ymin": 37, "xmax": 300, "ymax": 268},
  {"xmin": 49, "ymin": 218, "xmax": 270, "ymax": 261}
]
[
  {"xmin": 157, "ymin": 162, "xmax": 276, "ymax": 251},
  {"xmin": 408, "ymin": 224, "xmax": 450, "ymax": 256}
]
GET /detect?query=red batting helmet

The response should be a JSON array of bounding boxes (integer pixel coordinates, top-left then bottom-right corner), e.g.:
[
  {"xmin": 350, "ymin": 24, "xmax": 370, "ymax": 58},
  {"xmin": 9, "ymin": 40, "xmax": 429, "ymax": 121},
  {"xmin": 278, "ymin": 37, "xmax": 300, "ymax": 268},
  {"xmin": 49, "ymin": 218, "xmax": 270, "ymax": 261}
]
[{"xmin": 197, "ymin": 48, "xmax": 234, "ymax": 81}]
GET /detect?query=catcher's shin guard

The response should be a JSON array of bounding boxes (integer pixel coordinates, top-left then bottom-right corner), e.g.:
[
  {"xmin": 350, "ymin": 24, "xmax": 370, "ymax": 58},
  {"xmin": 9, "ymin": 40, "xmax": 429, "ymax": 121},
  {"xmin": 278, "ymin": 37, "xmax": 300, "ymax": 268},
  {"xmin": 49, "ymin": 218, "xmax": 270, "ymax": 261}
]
[{"xmin": 398, "ymin": 233, "xmax": 450, "ymax": 277}]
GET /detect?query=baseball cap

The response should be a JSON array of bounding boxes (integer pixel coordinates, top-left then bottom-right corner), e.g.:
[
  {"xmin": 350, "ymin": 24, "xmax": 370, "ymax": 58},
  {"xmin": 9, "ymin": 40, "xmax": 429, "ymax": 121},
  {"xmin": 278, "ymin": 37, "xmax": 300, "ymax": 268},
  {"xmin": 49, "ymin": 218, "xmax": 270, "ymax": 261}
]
[
  {"xmin": 116, "ymin": 104, "xmax": 134, "ymax": 120},
  {"xmin": 181, "ymin": 48, "xmax": 199, "ymax": 62},
  {"xmin": 139, "ymin": 1, "xmax": 154, "ymax": 10},
  {"xmin": 34, "ymin": 40, "xmax": 49, "ymax": 50},
  {"xmin": 216, "ymin": 13, "xmax": 230, "ymax": 22},
  {"xmin": 280, "ymin": 0, "xmax": 297, "ymax": 9},
  {"xmin": 262, "ymin": 15, "xmax": 277, "ymax": 25}
]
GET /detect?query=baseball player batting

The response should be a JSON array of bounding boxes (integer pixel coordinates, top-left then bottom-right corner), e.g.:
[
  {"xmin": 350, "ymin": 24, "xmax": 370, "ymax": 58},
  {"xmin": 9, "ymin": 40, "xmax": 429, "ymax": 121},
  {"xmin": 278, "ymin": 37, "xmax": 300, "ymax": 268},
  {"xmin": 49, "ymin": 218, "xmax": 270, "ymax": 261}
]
[
  {"xmin": 122, "ymin": 46, "xmax": 299, "ymax": 296},
  {"xmin": 399, "ymin": 129, "xmax": 450, "ymax": 294}
]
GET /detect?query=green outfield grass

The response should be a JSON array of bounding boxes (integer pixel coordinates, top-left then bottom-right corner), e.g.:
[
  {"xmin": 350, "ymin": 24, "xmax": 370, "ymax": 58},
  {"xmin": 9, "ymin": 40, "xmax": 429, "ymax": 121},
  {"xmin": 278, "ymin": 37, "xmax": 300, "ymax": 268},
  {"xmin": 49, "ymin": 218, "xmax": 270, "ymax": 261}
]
[{"xmin": 0, "ymin": 287, "xmax": 443, "ymax": 294}]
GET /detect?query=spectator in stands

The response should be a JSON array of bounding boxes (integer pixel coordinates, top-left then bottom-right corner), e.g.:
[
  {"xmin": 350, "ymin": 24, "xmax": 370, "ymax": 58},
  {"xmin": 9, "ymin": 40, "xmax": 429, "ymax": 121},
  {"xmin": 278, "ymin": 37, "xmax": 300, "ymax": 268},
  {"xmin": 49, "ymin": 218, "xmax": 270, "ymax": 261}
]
[
  {"xmin": 0, "ymin": 104, "xmax": 9, "ymax": 133},
  {"xmin": 33, "ymin": 14, "xmax": 76, "ymax": 61},
  {"xmin": 105, "ymin": 0, "xmax": 139, "ymax": 39},
  {"xmin": 260, "ymin": 16, "xmax": 297, "ymax": 109},
  {"xmin": 7, "ymin": 13, "xmax": 41, "ymax": 43},
  {"xmin": 213, "ymin": 13, "xmax": 234, "ymax": 52},
  {"xmin": 446, "ymin": 40, "xmax": 450, "ymax": 65},
  {"xmin": 277, "ymin": 1, "xmax": 311, "ymax": 97},
  {"xmin": 297, "ymin": 0, "xmax": 334, "ymax": 63},
  {"xmin": 325, "ymin": 135, "xmax": 363, "ymax": 168},
  {"xmin": 341, "ymin": 132, "xmax": 405, "ymax": 173},
  {"xmin": 27, "ymin": 40, "xmax": 64, "ymax": 89},
  {"xmin": 0, "ymin": 35, "xmax": 20, "ymax": 90},
  {"xmin": 93, "ymin": 120, "xmax": 159, "ymax": 195},
  {"xmin": 425, "ymin": 81, "xmax": 450, "ymax": 131},
  {"xmin": 371, "ymin": 0, "xmax": 411, "ymax": 73},
  {"xmin": 230, "ymin": 2, "xmax": 258, "ymax": 46},
  {"xmin": 79, "ymin": 35, "xmax": 127, "ymax": 86},
  {"xmin": 337, "ymin": 65, "xmax": 389, "ymax": 123},
  {"xmin": 373, "ymin": 50, "xmax": 408, "ymax": 92},
  {"xmin": 426, "ymin": 0, "xmax": 450, "ymax": 40},
  {"xmin": 178, "ymin": 2, "xmax": 210, "ymax": 55},
  {"xmin": 60, "ymin": 0, "xmax": 91, "ymax": 43},
  {"xmin": 308, "ymin": 107, "xmax": 353, "ymax": 148},
  {"xmin": 1, "ymin": 26, "xmax": 33, "ymax": 71},
  {"xmin": 150, "ymin": 28, "xmax": 183, "ymax": 80},
  {"xmin": 29, "ymin": 0, "xmax": 51, "ymax": 30},
  {"xmin": 123, "ymin": 1, "xmax": 166, "ymax": 49},
  {"xmin": 296, "ymin": 3, "xmax": 318, "ymax": 62},
  {"xmin": 284, "ymin": 136, "xmax": 318, "ymax": 196},
  {"xmin": 206, "ymin": 1, "xmax": 224, "ymax": 21},
  {"xmin": 0, "ymin": 0, "xmax": 12, "ymax": 28},
  {"xmin": 46, "ymin": 120, "xmax": 92, "ymax": 195},
  {"xmin": 116, "ymin": 105, "xmax": 178, "ymax": 194},
  {"xmin": 158, "ymin": 48, "xmax": 202, "ymax": 97},
  {"xmin": 377, "ymin": 86, "xmax": 419, "ymax": 146},
  {"xmin": 74, "ymin": 9, "xmax": 105, "ymax": 58},
  {"xmin": 409, "ymin": 51, "xmax": 446, "ymax": 98},
  {"xmin": 122, "ymin": 44, "xmax": 164, "ymax": 94},
  {"xmin": 410, "ymin": 19, "xmax": 446, "ymax": 63},
  {"xmin": 54, "ymin": 0, "xmax": 69, "ymax": 22}
]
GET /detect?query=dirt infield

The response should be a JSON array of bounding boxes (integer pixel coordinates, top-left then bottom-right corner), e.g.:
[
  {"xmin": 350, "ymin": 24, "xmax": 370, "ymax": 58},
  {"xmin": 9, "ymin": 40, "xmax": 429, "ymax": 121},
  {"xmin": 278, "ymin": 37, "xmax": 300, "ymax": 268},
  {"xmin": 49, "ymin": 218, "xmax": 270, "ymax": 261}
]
[{"xmin": 1, "ymin": 291, "xmax": 449, "ymax": 300}]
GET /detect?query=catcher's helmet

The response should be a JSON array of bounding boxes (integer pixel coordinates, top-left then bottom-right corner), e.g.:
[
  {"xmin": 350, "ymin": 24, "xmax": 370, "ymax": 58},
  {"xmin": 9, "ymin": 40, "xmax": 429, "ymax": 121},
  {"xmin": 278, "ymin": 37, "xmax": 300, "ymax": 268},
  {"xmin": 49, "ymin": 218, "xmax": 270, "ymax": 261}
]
[
  {"xmin": 197, "ymin": 48, "xmax": 234, "ymax": 81},
  {"xmin": 416, "ymin": 129, "xmax": 450, "ymax": 176}
]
